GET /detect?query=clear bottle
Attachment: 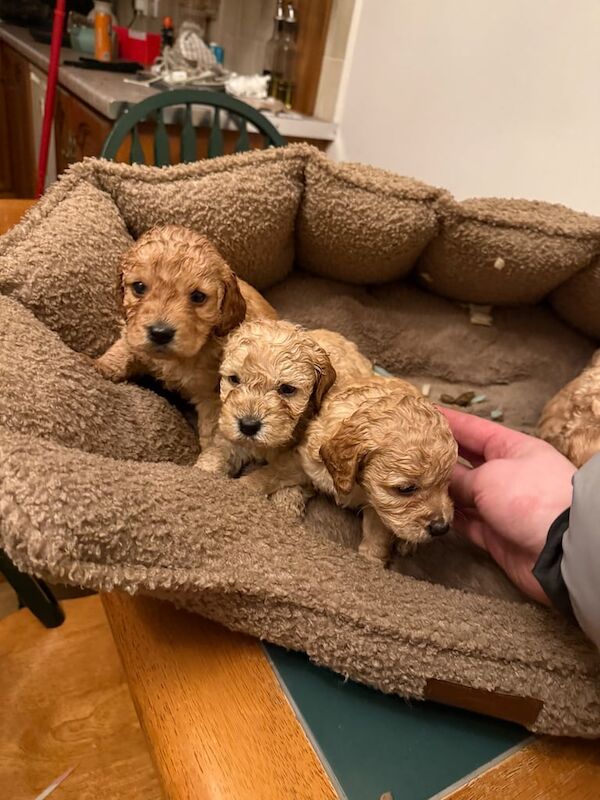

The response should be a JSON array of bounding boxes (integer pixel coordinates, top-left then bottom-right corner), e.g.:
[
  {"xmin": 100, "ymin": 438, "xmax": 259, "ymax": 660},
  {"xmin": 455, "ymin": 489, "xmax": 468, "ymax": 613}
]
[
  {"xmin": 130, "ymin": 0, "xmax": 161, "ymax": 35},
  {"xmin": 264, "ymin": 0, "xmax": 285, "ymax": 98},
  {"xmin": 87, "ymin": 0, "xmax": 118, "ymax": 27},
  {"xmin": 274, "ymin": 3, "xmax": 297, "ymax": 109}
]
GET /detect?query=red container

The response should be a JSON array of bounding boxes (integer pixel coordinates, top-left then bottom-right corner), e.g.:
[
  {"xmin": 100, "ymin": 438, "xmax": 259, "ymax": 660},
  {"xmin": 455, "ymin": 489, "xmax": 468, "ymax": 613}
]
[{"xmin": 115, "ymin": 26, "xmax": 161, "ymax": 67}]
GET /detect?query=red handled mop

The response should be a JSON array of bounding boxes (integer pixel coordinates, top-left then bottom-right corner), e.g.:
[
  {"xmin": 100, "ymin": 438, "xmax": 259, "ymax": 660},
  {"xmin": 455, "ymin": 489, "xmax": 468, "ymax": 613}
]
[{"xmin": 35, "ymin": 0, "xmax": 66, "ymax": 198}]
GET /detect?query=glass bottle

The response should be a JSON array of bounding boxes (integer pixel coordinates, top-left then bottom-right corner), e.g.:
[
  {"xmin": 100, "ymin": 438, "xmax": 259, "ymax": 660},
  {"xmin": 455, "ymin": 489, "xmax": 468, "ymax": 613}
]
[
  {"xmin": 130, "ymin": 0, "xmax": 161, "ymax": 35},
  {"xmin": 274, "ymin": 3, "xmax": 297, "ymax": 109},
  {"xmin": 264, "ymin": 0, "xmax": 285, "ymax": 98}
]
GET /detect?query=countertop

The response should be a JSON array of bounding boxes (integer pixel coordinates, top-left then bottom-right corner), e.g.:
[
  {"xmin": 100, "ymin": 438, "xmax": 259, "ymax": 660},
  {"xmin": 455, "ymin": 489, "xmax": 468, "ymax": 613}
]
[{"xmin": 0, "ymin": 22, "xmax": 336, "ymax": 141}]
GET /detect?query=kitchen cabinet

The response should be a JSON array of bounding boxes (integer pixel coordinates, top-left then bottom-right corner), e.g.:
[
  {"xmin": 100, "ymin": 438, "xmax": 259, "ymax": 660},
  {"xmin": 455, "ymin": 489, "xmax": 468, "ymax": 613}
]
[
  {"xmin": 0, "ymin": 42, "xmax": 36, "ymax": 198},
  {"xmin": 55, "ymin": 87, "xmax": 112, "ymax": 175},
  {"xmin": 0, "ymin": 25, "xmax": 335, "ymax": 194}
]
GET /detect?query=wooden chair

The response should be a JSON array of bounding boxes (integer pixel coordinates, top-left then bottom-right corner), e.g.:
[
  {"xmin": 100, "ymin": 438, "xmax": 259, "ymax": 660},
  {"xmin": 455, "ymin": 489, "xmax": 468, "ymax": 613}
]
[{"xmin": 101, "ymin": 88, "xmax": 287, "ymax": 165}]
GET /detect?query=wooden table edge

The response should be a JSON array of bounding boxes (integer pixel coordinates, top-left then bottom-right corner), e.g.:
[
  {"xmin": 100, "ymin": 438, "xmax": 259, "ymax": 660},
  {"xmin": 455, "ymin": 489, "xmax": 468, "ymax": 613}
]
[{"xmin": 102, "ymin": 592, "xmax": 339, "ymax": 800}]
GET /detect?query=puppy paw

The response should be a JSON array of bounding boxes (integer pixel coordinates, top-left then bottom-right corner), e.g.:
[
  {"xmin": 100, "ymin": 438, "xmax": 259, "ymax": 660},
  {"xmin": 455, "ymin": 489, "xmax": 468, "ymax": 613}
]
[
  {"xmin": 195, "ymin": 451, "xmax": 229, "ymax": 475},
  {"xmin": 93, "ymin": 356, "xmax": 125, "ymax": 382},
  {"xmin": 358, "ymin": 539, "xmax": 390, "ymax": 565},
  {"xmin": 270, "ymin": 486, "xmax": 307, "ymax": 518}
]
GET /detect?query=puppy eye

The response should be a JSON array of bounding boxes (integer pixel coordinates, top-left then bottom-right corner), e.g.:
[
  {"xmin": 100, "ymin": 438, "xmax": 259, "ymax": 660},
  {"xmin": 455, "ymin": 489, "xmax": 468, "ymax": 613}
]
[
  {"xmin": 396, "ymin": 485, "xmax": 418, "ymax": 495},
  {"xmin": 131, "ymin": 281, "xmax": 146, "ymax": 296},
  {"xmin": 278, "ymin": 384, "xmax": 297, "ymax": 396},
  {"xmin": 228, "ymin": 374, "xmax": 240, "ymax": 385},
  {"xmin": 190, "ymin": 290, "xmax": 207, "ymax": 305}
]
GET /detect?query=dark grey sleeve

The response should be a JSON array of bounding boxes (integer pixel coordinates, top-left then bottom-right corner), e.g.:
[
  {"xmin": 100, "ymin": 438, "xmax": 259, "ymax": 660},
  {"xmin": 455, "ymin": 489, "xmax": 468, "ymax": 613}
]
[
  {"xmin": 532, "ymin": 508, "xmax": 574, "ymax": 618},
  {"xmin": 533, "ymin": 455, "xmax": 600, "ymax": 650}
]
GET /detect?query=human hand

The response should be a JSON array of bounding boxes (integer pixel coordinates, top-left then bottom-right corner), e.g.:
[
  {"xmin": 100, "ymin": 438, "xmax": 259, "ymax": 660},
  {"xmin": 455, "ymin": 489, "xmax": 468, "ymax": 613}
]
[{"xmin": 439, "ymin": 408, "xmax": 576, "ymax": 605}]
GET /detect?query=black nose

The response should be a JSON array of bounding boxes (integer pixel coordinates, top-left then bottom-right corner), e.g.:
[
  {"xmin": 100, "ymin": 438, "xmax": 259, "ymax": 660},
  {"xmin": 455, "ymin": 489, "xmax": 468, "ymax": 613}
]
[
  {"xmin": 147, "ymin": 323, "xmax": 175, "ymax": 346},
  {"xmin": 238, "ymin": 417, "xmax": 262, "ymax": 437},
  {"xmin": 428, "ymin": 520, "xmax": 450, "ymax": 537}
]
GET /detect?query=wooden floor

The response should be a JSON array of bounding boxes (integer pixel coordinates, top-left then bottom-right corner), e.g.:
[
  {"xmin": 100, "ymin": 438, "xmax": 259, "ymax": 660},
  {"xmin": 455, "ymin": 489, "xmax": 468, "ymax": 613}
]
[
  {"xmin": 0, "ymin": 576, "xmax": 19, "ymax": 618},
  {"xmin": 0, "ymin": 595, "xmax": 162, "ymax": 800}
]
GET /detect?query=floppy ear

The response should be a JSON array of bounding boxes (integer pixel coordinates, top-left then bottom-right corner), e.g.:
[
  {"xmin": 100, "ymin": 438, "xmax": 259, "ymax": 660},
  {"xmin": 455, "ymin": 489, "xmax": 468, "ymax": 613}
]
[
  {"xmin": 319, "ymin": 421, "xmax": 366, "ymax": 495},
  {"xmin": 311, "ymin": 345, "xmax": 337, "ymax": 409},
  {"xmin": 215, "ymin": 270, "xmax": 247, "ymax": 336}
]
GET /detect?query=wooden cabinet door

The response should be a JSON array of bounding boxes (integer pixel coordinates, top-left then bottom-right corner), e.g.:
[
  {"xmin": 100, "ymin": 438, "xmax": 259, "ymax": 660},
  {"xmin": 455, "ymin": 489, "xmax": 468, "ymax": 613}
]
[
  {"xmin": 70, "ymin": 95, "xmax": 112, "ymax": 162},
  {"xmin": 55, "ymin": 88, "xmax": 112, "ymax": 176},
  {"xmin": 55, "ymin": 87, "xmax": 74, "ymax": 175},
  {"xmin": 0, "ymin": 43, "xmax": 13, "ymax": 195},
  {"xmin": 0, "ymin": 43, "xmax": 35, "ymax": 198}
]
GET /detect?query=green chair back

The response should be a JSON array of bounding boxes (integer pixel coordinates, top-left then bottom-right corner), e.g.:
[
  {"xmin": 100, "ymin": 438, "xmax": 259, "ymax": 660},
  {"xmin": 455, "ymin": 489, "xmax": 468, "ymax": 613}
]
[{"xmin": 101, "ymin": 88, "xmax": 287, "ymax": 165}]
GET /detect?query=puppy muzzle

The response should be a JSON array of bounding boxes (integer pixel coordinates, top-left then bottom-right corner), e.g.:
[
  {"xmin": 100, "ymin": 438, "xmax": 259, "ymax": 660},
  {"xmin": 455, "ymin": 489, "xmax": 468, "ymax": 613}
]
[
  {"xmin": 146, "ymin": 322, "xmax": 176, "ymax": 347},
  {"xmin": 238, "ymin": 416, "xmax": 263, "ymax": 438}
]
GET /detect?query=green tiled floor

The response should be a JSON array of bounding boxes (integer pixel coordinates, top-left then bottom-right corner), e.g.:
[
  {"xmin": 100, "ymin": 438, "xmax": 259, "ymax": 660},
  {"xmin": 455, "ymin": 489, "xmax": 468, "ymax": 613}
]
[{"xmin": 265, "ymin": 645, "xmax": 529, "ymax": 800}]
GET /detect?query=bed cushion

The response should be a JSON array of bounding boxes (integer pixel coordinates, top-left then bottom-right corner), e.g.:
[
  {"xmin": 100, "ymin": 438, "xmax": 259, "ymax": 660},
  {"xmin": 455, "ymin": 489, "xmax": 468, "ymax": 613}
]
[
  {"xmin": 0, "ymin": 181, "xmax": 131, "ymax": 356},
  {"xmin": 94, "ymin": 146, "xmax": 307, "ymax": 291},
  {"xmin": 0, "ymin": 295, "xmax": 197, "ymax": 463},
  {"xmin": 297, "ymin": 153, "xmax": 445, "ymax": 284},
  {"xmin": 418, "ymin": 197, "xmax": 600, "ymax": 304},
  {"xmin": 552, "ymin": 254, "xmax": 600, "ymax": 338}
]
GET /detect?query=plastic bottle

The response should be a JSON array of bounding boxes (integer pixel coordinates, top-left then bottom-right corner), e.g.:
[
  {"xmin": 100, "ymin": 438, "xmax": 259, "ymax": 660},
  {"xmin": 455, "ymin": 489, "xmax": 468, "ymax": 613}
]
[
  {"xmin": 210, "ymin": 42, "xmax": 225, "ymax": 65},
  {"xmin": 94, "ymin": 10, "xmax": 112, "ymax": 62},
  {"xmin": 161, "ymin": 16, "xmax": 175, "ymax": 49}
]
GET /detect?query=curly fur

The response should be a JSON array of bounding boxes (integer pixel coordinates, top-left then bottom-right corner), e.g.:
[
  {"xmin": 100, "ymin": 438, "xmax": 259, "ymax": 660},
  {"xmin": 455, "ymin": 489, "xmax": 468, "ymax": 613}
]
[
  {"xmin": 538, "ymin": 349, "xmax": 600, "ymax": 467},
  {"xmin": 94, "ymin": 224, "xmax": 277, "ymax": 454},
  {"xmin": 215, "ymin": 320, "xmax": 372, "ymax": 495},
  {"xmin": 299, "ymin": 377, "xmax": 458, "ymax": 561}
]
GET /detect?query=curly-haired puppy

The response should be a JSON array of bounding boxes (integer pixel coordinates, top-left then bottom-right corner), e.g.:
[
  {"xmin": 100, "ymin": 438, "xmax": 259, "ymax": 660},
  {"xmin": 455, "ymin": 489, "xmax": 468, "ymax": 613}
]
[
  {"xmin": 94, "ymin": 225, "xmax": 277, "ymax": 460},
  {"xmin": 538, "ymin": 349, "xmax": 600, "ymax": 467},
  {"xmin": 299, "ymin": 377, "xmax": 458, "ymax": 563},
  {"xmin": 217, "ymin": 319, "xmax": 372, "ymax": 487}
]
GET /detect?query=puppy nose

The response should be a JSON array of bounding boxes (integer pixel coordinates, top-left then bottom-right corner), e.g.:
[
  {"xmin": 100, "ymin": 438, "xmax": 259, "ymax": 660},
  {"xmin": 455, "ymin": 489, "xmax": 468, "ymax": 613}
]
[
  {"xmin": 428, "ymin": 519, "xmax": 450, "ymax": 537},
  {"xmin": 147, "ymin": 323, "xmax": 175, "ymax": 346},
  {"xmin": 238, "ymin": 417, "xmax": 262, "ymax": 437}
]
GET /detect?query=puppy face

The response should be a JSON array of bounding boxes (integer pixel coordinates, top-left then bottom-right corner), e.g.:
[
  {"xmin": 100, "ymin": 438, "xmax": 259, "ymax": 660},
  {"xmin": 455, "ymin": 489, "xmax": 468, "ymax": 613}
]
[
  {"xmin": 320, "ymin": 394, "xmax": 457, "ymax": 544},
  {"xmin": 120, "ymin": 225, "xmax": 246, "ymax": 360},
  {"xmin": 219, "ymin": 320, "xmax": 336, "ymax": 452}
]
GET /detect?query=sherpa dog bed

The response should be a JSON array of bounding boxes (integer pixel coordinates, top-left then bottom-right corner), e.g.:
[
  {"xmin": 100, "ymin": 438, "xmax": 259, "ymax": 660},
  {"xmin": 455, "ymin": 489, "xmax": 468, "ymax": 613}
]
[{"xmin": 1, "ymin": 144, "xmax": 600, "ymax": 738}]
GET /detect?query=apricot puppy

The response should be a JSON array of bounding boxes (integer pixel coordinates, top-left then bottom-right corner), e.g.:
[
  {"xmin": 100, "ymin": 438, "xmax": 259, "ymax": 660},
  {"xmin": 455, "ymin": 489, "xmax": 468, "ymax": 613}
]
[
  {"xmin": 95, "ymin": 224, "xmax": 277, "ymax": 459},
  {"xmin": 217, "ymin": 319, "xmax": 372, "ymax": 485},
  {"xmin": 538, "ymin": 349, "xmax": 600, "ymax": 467},
  {"xmin": 299, "ymin": 377, "xmax": 458, "ymax": 562}
]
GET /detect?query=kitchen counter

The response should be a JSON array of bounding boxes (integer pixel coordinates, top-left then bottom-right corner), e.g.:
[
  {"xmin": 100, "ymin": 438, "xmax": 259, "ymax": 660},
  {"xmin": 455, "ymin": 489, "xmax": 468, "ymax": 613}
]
[{"xmin": 0, "ymin": 22, "xmax": 336, "ymax": 141}]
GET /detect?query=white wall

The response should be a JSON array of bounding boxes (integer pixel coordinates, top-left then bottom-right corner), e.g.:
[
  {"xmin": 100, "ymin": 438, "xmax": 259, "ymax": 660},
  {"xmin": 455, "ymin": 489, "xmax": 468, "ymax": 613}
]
[{"xmin": 334, "ymin": 0, "xmax": 600, "ymax": 214}]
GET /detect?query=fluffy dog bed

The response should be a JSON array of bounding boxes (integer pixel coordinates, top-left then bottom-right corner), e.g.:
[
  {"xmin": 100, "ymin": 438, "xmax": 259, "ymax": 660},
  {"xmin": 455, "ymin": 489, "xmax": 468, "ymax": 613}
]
[{"xmin": 1, "ymin": 145, "xmax": 600, "ymax": 738}]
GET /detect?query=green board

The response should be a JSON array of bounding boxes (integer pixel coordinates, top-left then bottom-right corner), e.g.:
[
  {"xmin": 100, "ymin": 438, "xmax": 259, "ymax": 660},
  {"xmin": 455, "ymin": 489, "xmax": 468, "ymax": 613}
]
[{"xmin": 265, "ymin": 645, "xmax": 529, "ymax": 800}]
